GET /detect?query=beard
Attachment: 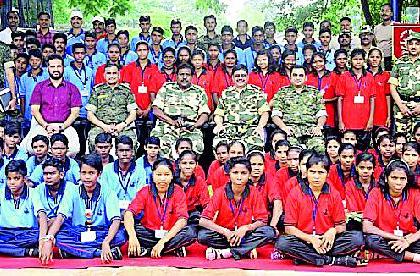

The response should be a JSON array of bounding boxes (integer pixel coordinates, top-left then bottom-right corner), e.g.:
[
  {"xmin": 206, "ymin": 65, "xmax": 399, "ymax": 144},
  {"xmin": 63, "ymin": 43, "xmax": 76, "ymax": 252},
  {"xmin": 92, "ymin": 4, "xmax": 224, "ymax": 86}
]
[{"xmin": 49, "ymin": 71, "xmax": 63, "ymax": 80}]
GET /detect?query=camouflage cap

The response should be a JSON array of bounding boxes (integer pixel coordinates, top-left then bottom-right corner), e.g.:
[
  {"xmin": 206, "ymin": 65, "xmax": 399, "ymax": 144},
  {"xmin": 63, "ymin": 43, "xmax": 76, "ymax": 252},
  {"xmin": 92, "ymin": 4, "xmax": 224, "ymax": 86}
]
[
  {"xmin": 405, "ymin": 31, "xmax": 420, "ymax": 42},
  {"xmin": 360, "ymin": 25, "xmax": 373, "ymax": 35}
]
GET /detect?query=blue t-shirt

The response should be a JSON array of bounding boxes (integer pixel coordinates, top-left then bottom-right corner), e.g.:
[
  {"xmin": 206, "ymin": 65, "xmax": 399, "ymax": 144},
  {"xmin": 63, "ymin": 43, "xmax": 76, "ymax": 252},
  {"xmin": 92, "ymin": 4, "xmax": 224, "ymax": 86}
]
[
  {"xmin": 30, "ymin": 157, "xmax": 80, "ymax": 187},
  {"xmin": 33, "ymin": 181, "xmax": 75, "ymax": 219}
]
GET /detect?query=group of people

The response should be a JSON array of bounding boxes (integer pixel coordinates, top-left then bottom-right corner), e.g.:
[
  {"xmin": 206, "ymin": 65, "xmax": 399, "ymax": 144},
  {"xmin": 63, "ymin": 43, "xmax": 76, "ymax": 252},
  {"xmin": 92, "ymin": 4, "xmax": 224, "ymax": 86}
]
[{"xmin": 0, "ymin": 2, "xmax": 419, "ymax": 268}]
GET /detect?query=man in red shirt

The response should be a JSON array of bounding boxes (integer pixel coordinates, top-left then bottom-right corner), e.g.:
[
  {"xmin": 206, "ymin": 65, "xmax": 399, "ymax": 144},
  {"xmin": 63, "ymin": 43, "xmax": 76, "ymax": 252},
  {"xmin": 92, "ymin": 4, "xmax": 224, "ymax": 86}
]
[
  {"xmin": 337, "ymin": 49, "xmax": 376, "ymax": 151},
  {"xmin": 276, "ymin": 153, "xmax": 365, "ymax": 267},
  {"xmin": 121, "ymin": 41, "xmax": 159, "ymax": 155}
]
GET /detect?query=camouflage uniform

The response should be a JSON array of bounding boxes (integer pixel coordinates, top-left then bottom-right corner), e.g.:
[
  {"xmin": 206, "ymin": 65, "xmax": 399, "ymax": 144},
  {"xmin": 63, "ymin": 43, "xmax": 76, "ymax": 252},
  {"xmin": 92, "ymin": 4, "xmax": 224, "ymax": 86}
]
[
  {"xmin": 150, "ymin": 82, "xmax": 210, "ymax": 158},
  {"xmin": 197, "ymin": 34, "xmax": 222, "ymax": 51},
  {"xmin": 0, "ymin": 42, "xmax": 14, "ymax": 120},
  {"xmin": 272, "ymin": 85, "xmax": 327, "ymax": 152},
  {"xmin": 213, "ymin": 84, "xmax": 270, "ymax": 152},
  {"xmin": 389, "ymin": 42, "xmax": 420, "ymax": 136},
  {"xmin": 86, "ymin": 82, "xmax": 138, "ymax": 150}
]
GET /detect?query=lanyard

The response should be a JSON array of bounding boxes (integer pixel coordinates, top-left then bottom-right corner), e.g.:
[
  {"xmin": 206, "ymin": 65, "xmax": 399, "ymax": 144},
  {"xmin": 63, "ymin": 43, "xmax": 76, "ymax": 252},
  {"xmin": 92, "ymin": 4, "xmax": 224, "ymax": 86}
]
[
  {"xmin": 74, "ymin": 67, "xmax": 88, "ymax": 87},
  {"xmin": 352, "ymin": 75, "xmax": 363, "ymax": 93},
  {"xmin": 387, "ymin": 196, "xmax": 403, "ymax": 230},
  {"xmin": 154, "ymin": 193, "xmax": 169, "ymax": 227},
  {"xmin": 308, "ymin": 188, "xmax": 319, "ymax": 235},
  {"xmin": 165, "ymin": 72, "xmax": 175, "ymax": 82},
  {"xmin": 317, "ymin": 76, "xmax": 323, "ymax": 91},
  {"xmin": 118, "ymin": 170, "xmax": 133, "ymax": 195},
  {"xmin": 258, "ymin": 72, "xmax": 270, "ymax": 91},
  {"xmin": 229, "ymin": 198, "xmax": 244, "ymax": 228},
  {"xmin": 139, "ymin": 66, "xmax": 146, "ymax": 85}
]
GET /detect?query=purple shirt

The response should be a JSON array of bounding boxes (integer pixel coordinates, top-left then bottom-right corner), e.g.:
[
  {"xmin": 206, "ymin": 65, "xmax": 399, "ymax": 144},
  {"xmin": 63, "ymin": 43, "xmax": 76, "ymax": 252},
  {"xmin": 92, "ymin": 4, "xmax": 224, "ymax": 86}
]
[
  {"xmin": 30, "ymin": 79, "xmax": 82, "ymax": 123},
  {"xmin": 36, "ymin": 29, "xmax": 55, "ymax": 46}
]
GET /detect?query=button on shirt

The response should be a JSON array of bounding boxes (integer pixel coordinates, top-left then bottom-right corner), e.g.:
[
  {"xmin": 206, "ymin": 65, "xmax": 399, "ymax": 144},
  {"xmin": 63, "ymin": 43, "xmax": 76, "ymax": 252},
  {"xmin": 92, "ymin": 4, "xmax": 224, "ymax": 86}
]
[
  {"xmin": 64, "ymin": 63, "xmax": 94, "ymax": 118},
  {"xmin": 0, "ymin": 185, "xmax": 38, "ymax": 228},
  {"xmin": 30, "ymin": 79, "xmax": 82, "ymax": 123},
  {"xmin": 57, "ymin": 183, "xmax": 120, "ymax": 227}
]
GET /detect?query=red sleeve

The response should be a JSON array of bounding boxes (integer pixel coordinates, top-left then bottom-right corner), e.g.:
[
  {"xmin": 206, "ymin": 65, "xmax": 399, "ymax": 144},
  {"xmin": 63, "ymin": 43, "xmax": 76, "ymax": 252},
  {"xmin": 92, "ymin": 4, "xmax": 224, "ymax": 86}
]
[
  {"xmin": 251, "ymin": 187, "xmax": 268, "ymax": 223},
  {"xmin": 413, "ymin": 189, "xmax": 420, "ymax": 222},
  {"xmin": 363, "ymin": 188, "xmax": 380, "ymax": 222},
  {"xmin": 196, "ymin": 177, "xmax": 210, "ymax": 209},
  {"xmin": 330, "ymin": 190, "xmax": 346, "ymax": 225},
  {"xmin": 284, "ymin": 187, "xmax": 300, "ymax": 226},
  {"xmin": 212, "ymin": 71, "xmax": 221, "ymax": 95},
  {"xmin": 384, "ymin": 72, "xmax": 390, "ymax": 95},
  {"xmin": 196, "ymin": 165, "xmax": 206, "ymax": 180},
  {"xmin": 248, "ymin": 72, "xmax": 260, "ymax": 87},
  {"xmin": 335, "ymin": 74, "xmax": 345, "ymax": 97},
  {"xmin": 127, "ymin": 186, "xmax": 148, "ymax": 215},
  {"xmin": 174, "ymin": 188, "xmax": 189, "ymax": 221},
  {"xmin": 306, "ymin": 74, "xmax": 317, "ymax": 88},
  {"xmin": 202, "ymin": 188, "xmax": 222, "ymax": 220},
  {"xmin": 266, "ymin": 174, "xmax": 281, "ymax": 203},
  {"xmin": 368, "ymin": 74, "xmax": 376, "ymax": 98},
  {"xmin": 207, "ymin": 161, "xmax": 219, "ymax": 182},
  {"xmin": 95, "ymin": 65, "xmax": 105, "ymax": 84}
]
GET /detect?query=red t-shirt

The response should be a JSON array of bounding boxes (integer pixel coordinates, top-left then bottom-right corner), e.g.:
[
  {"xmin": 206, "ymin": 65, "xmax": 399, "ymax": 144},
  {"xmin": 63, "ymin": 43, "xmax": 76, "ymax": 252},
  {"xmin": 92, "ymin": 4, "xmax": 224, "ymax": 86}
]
[
  {"xmin": 127, "ymin": 185, "xmax": 188, "ymax": 231},
  {"xmin": 120, "ymin": 61, "xmax": 159, "ymax": 110},
  {"xmin": 278, "ymin": 74, "xmax": 291, "ymax": 90},
  {"xmin": 283, "ymin": 176, "xmax": 299, "ymax": 203},
  {"xmin": 284, "ymin": 182, "xmax": 346, "ymax": 235},
  {"xmin": 363, "ymin": 188, "xmax": 420, "ymax": 234},
  {"xmin": 177, "ymin": 176, "xmax": 210, "ymax": 212},
  {"xmin": 275, "ymin": 167, "xmax": 297, "ymax": 203},
  {"xmin": 150, "ymin": 69, "xmax": 177, "ymax": 94},
  {"xmin": 345, "ymin": 178, "xmax": 376, "ymax": 213},
  {"xmin": 251, "ymin": 173, "xmax": 281, "ymax": 211},
  {"xmin": 248, "ymin": 71, "xmax": 282, "ymax": 102},
  {"xmin": 327, "ymin": 164, "xmax": 354, "ymax": 200},
  {"xmin": 208, "ymin": 165, "xmax": 230, "ymax": 190},
  {"xmin": 192, "ymin": 70, "xmax": 214, "ymax": 110},
  {"xmin": 202, "ymin": 184, "xmax": 268, "ymax": 230},
  {"xmin": 207, "ymin": 160, "xmax": 222, "ymax": 182},
  {"xmin": 307, "ymin": 71, "xmax": 335, "ymax": 127},
  {"xmin": 372, "ymin": 71, "xmax": 390, "ymax": 127},
  {"xmin": 336, "ymin": 71, "xmax": 376, "ymax": 130},
  {"xmin": 94, "ymin": 64, "xmax": 125, "ymax": 84},
  {"xmin": 212, "ymin": 68, "xmax": 234, "ymax": 96}
]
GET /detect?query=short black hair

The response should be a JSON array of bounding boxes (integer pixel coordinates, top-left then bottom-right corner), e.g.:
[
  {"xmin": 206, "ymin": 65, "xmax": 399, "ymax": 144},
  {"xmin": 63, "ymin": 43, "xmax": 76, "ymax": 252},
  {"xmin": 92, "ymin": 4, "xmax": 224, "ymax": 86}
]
[
  {"xmin": 306, "ymin": 152, "xmax": 330, "ymax": 172},
  {"xmin": 152, "ymin": 26, "xmax": 164, "ymax": 35},
  {"xmin": 53, "ymin": 33, "xmax": 68, "ymax": 45},
  {"xmin": 50, "ymin": 133, "xmax": 69, "ymax": 148},
  {"xmin": 203, "ymin": 15, "xmax": 217, "ymax": 24},
  {"xmin": 252, "ymin": 26, "xmax": 264, "ymax": 36},
  {"xmin": 42, "ymin": 43, "xmax": 55, "ymax": 52},
  {"xmin": 350, "ymin": 48, "xmax": 366, "ymax": 60},
  {"xmin": 185, "ymin": 25, "xmax": 198, "ymax": 34},
  {"xmin": 221, "ymin": 25, "xmax": 233, "ymax": 34},
  {"xmin": 72, "ymin": 42, "xmax": 86, "ymax": 54},
  {"xmin": 340, "ymin": 16, "xmax": 351, "ymax": 23},
  {"xmin": 215, "ymin": 141, "xmax": 228, "ymax": 152},
  {"xmin": 175, "ymin": 137, "xmax": 192, "ymax": 150},
  {"xmin": 6, "ymin": 159, "xmax": 27, "ymax": 176},
  {"xmin": 232, "ymin": 64, "xmax": 248, "ymax": 75},
  {"xmin": 115, "ymin": 135, "xmax": 133, "ymax": 149},
  {"xmin": 26, "ymin": 37, "xmax": 41, "ymax": 48},
  {"xmin": 176, "ymin": 63, "xmax": 194, "ymax": 75},
  {"xmin": 85, "ymin": 31, "xmax": 96, "ymax": 39},
  {"xmin": 105, "ymin": 18, "xmax": 116, "ymax": 27},
  {"xmin": 319, "ymin": 28, "xmax": 331, "ymax": 36},
  {"xmin": 146, "ymin": 136, "xmax": 160, "ymax": 146},
  {"xmin": 42, "ymin": 157, "xmax": 64, "ymax": 172},
  {"xmin": 334, "ymin": 48, "xmax": 348, "ymax": 59},
  {"xmin": 228, "ymin": 140, "xmax": 245, "ymax": 153},
  {"xmin": 170, "ymin": 19, "xmax": 181, "ymax": 26},
  {"xmin": 356, "ymin": 152, "xmax": 376, "ymax": 168},
  {"xmin": 4, "ymin": 122, "xmax": 21, "ymax": 137},
  {"xmin": 135, "ymin": 41, "xmax": 149, "ymax": 50},
  {"xmin": 117, "ymin": 30, "xmax": 130, "ymax": 40},
  {"xmin": 274, "ymin": 140, "xmax": 290, "ymax": 151},
  {"xmin": 338, "ymin": 143, "xmax": 356, "ymax": 155},
  {"xmin": 95, "ymin": 132, "xmax": 112, "ymax": 144},
  {"xmin": 37, "ymin": 11, "xmax": 50, "ymax": 19},
  {"xmin": 163, "ymin": 47, "xmax": 176, "ymax": 56},
  {"xmin": 81, "ymin": 153, "xmax": 103, "ymax": 173},
  {"xmin": 11, "ymin": 31, "xmax": 25, "ymax": 40},
  {"xmin": 302, "ymin": 22, "xmax": 314, "ymax": 29},
  {"xmin": 139, "ymin": 15, "xmax": 151, "ymax": 23},
  {"xmin": 47, "ymin": 54, "xmax": 64, "ymax": 66},
  {"xmin": 264, "ymin": 21, "xmax": 275, "ymax": 29},
  {"xmin": 228, "ymin": 156, "xmax": 251, "ymax": 173},
  {"xmin": 15, "ymin": 53, "xmax": 29, "ymax": 63},
  {"xmin": 31, "ymin": 134, "xmax": 49, "ymax": 147},
  {"xmin": 285, "ymin": 26, "xmax": 298, "ymax": 34},
  {"xmin": 179, "ymin": 149, "xmax": 198, "ymax": 162}
]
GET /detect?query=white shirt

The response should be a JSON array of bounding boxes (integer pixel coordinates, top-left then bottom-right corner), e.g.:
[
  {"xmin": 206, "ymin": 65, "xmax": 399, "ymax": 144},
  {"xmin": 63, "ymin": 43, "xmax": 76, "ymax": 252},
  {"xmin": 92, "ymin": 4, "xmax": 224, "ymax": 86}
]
[{"xmin": 0, "ymin": 27, "xmax": 23, "ymax": 44}]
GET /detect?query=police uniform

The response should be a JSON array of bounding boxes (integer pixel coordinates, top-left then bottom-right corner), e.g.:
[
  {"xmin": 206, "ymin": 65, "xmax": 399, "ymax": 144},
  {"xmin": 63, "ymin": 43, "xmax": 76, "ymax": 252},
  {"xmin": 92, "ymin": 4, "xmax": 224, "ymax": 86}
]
[
  {"xmin": 272, "ymin": 85, "xmax": 326, "ymax": 152},
  {"xmin": 389, "ymin": 32, "xmax": 420, "ymax": 136},
  {"xmin": 86, "ymin": 82, "xmax": 138, "ymax": 150},
  {"xmin": 213, "ymin": 84, "xmax": 270, "ymax": 152},
  {"xmin": 150, "ymin": 82, "xmax": 210, "ymax": 158}
]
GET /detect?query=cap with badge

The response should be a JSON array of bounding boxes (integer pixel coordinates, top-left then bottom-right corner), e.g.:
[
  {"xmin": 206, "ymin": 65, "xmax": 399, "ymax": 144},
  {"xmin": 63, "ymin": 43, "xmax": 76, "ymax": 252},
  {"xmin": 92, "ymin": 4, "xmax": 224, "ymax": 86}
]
[
  {"xmin": 91, "ymin": 16, "xmax": 105, "ymax": 24},
  {"xmin": 70, "ymin": 10, "xmax": 83, "ymax": 20},
  {"xmin": 360, "ymin": 25, "xmax": 373, "ymax": 35},
  {"xmin": 405, "ymin": 30, "xmax": 420, "ymax": 42}
]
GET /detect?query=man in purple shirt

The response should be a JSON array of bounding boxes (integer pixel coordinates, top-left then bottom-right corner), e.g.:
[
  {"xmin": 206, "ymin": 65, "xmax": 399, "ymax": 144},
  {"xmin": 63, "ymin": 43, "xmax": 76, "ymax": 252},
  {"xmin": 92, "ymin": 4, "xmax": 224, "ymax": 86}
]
[
  {"xmin": 21, "ymin": 54, "xmax": 82, "ymax": 157},
  {"xmin": 36, "ymin": 12, "xmax": 55, "ymax": 46}
]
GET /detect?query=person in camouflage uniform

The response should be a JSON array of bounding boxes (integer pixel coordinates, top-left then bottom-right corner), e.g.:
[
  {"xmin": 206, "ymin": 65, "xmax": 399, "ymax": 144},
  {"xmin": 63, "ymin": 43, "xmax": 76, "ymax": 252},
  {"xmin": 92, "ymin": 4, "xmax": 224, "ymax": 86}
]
[
  {"xmin": 0, "ymin": 41, "xmax": 17, "ymax": 119},
  {"xmin": 86, "ymin": 64, "xmax": 138, "ymax": 150},
  {"xmin": 213, "ymin": 64, "xmax": 270, "ymax": 152},
  {"xmin": 389, "ymin": 31, "xmax": 420, "ymax": 136},
  {"xmin": 151, "ymin": 63, "xmax": 210, "ymax": 158},
  {"xmin": 197, "ymin": 15, "xmax": 222, "ymax": 51},
  {"xmin": 272, "ymin": 66, "xmax": 327, "ymax": 152}
]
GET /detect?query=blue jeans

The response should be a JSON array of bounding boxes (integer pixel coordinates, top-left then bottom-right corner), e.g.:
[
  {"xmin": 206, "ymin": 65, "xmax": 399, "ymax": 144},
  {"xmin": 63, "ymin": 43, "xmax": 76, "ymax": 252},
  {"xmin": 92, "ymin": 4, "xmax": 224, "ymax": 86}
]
[{"xmin": 0, "ymin": 227, "xmax": 39, "ymax": 256}]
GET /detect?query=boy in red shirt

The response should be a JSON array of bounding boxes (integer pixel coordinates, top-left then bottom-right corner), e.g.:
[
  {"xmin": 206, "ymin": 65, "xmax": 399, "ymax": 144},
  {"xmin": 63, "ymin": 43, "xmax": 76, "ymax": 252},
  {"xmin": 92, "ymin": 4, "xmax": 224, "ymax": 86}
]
[
  {"xmin": 276, "ymin": 153, "xmax": 365, "ymax": 267},
  {"xmin": 199, "ymin": 157, "xmax": 276, "ymax": 260},
  {"xmin": 337, "ymin": 49, "xmax": 376, "ymax": 151}
]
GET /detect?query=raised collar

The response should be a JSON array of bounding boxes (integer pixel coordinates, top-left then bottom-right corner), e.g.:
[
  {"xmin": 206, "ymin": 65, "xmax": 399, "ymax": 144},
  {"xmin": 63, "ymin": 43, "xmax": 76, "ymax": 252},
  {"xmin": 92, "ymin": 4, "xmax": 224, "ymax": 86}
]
[
  {"xmin": 80, "ymin": 182, "xmax": 101, "ymax": 201},
  {"xmin": 47, "ymin": 78, "xmax": 66, "ymax": 88},
  {"xmin": 151, "ymin": 182, "xmax": 175, "ymax": 198},
  {"xmin": 300, "ymin": 178, "xmax": 331, "ymax": 195},
  {"xmin": 225, "ymin": 182, "xmax": 250, "ymax": 200},
  {"xmin": 5, "ymin": 184, "xmax": 29, "ymax": 200},
  {"xmin": 349, "ymin": 68, "xmax": 367, "ymax": 78},
  {"xmin": 113, "ymin": 159, "xmax": 136, "ymax": 174},
  {"xmin": 70, "ymin": 61, "xmax": 86, "ymax": 71},
  {"xmin": 45, "ymin": 180, "xmax": 67, "ymax": 198},
  {"xmin": 135, "ymin": 59, "xmax": 152, "ymax": 68},
  {"xmin": 68, "ymin": 28, "xmax": 84, "ymax": 37}
]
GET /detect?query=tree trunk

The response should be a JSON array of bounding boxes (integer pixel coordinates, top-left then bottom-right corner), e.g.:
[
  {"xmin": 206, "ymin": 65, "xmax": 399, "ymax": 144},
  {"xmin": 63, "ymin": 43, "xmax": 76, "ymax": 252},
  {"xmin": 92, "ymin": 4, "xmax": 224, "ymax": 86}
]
[
  {"xmin": 361, "ymin": 0, "xmax": 373, "ymax": 25},
  {"xmin": 1, "ymin": 0, "xmax": 12, "ymax": 29}
]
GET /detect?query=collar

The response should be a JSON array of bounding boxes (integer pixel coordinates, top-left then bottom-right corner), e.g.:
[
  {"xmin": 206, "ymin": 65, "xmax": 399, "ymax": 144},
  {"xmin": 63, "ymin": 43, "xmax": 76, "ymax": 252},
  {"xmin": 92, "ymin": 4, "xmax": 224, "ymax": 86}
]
[
  {"xmin": 301, "ymin": 38, "xmax": 316, "ymax": 45},
  {"xmin": 30, "ymin": 67, "xmax": 44, "ymax": 77},
  {"xmin": 139, "ymin": 33, "xmax": 151, "ymax": 39},
  {"xmin": 384, "ymin": 189, "xmax": 408, "ymax": 204},
  {"xmin": 63, "ymin": 157, "xmax": 71, "ymax": 172},
  {"xmin": 68, "ymin": 28, "xmax": 84, "ymax": 37},
  {"xmin": 135, "ymin": 59, "xmax": 152, "ymax": 68},
  {"xmin": 349, "ymin": 68, "xmax": 367, "ymax": 78},
  {"xmin": 368, "ymin": 66, "xmax": 384, "ymax": 75},
  {"xmin": 47, "ymin": 78, "xmax": 65, "ymax": 87},
  {"xmin": 225, "ymin": 182, "xmax": 250, "ymax": 200},
  {"xmin": 143, "ymin": 155, "xmax": 153, "ymax": 168},
  {"xmin": 337, "ymin": 163, "xmax": 355, "ymax": 183},
  {"xmin": 300, "ymin": 178, "xmax": 331, "ymax": 195},
  {"xmin": 80, "ymin": 182, "xmax": 101, "ymax": 201},
  {"xmin": 175, "ymin": 174, "xmax": 197, "ymax": 189},
  {"xmin": 45, "ymin": 180, "xmax": 67, "ymax": 198},
  {"xmin": 113, "ymin": 159, "xmax": 136, "ymax": 174},
  {"xmin": 312, "ymin": 70, "xmax": 331, "ymax": 78},
  {"xmin": 70, "ymin": 61, "xmax": 86, "ymax": 71},
  {"xmin": 5, "ymin": 184, "xmax": 29, "ymax": 200},
  {"xmin": 3, "ymin": 147, "xmax": 18, "ymax": 159},
  {"xmin": 171, "ymin": 34, "xmax": 184, "ymax": 42},
  {"xmin": 288, "ymin": 167, "xmax": 298, "ymax": 178},
  {"xmin": 151, "ymin": 182, "xmax": 175, "ymax": 198},
  {"xmin": 38, "ymin": 28, "xmax": 52, "ymax": 35}
]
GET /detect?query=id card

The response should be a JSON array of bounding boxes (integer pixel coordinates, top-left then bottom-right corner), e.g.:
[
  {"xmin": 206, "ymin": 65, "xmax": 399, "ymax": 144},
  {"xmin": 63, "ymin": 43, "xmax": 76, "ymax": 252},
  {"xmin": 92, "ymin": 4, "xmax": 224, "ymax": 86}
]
[
  {"xmin": 354, "ymin": 94, "xmax": 365, "ymax": 104},
  {"xmin": 81, "ymin": 89, "xmax": 90, "ymax": 97},
  {"xmin": 119, "ymin": 200, "xmax": 130, "ymax": 210},
  {"xmin": 138, "ymin": 85, "xmax": 148, "ymax": 94},
  {"xmin": 320, "ymin": 89, "xmax": 325, "ymax": 96},
  {"xmin": 81, "ymin": 230, "xmax": 97, "ymax": 242},
  {"xmin": 155, "ymin": 229, "xmax": 168, "ymax": 239},
  {"xmin": 394, "ymin": 229, "xmax": 403, "ymax": 237}
]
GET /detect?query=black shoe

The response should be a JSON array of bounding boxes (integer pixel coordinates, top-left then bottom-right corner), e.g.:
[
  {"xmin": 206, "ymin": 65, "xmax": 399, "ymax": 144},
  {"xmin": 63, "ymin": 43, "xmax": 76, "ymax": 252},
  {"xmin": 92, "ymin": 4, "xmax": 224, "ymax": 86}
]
[
  {"xmin": 110, "ymin": 247, "xmax": 123, "ymax": 260},
  {"xmin": 174, "ymin": 246, "xmax": 187, "ymax": 257},
  {"xmin": 25, "ymin": 248, "xmax": 39, "ymax": 257},
  {"xmin": 331, "ymin": 256, "xmax": 358, "ymax": 267},
  {"xmin": 138, "ymin": 247, "xmax": 151, "ymax": 257}
]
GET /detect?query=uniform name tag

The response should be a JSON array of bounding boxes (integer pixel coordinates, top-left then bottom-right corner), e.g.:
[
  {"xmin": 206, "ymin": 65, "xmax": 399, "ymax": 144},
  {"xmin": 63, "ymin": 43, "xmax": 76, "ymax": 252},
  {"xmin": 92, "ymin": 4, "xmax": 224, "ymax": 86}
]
[
  {"xmin": 354, "ymin": 95, "xmax": 364, "ymax": 104},
  {"xmin": 155, "ymin": 229, "xmax": 168, "ymax": 239},
  {"xmin": 81, "ymin": 230, "xmax": 97, "ymax": 242},
  {"xmin": 394, "ymin": 229, "xmax": 403, "ymax": 237},
  {"xmin": 138, "ymin": 85, "xmax": 148, "ymax": 94},
  {"xmin": 119, "ymin": 200, "xmax": 130, "ymax": 210}
]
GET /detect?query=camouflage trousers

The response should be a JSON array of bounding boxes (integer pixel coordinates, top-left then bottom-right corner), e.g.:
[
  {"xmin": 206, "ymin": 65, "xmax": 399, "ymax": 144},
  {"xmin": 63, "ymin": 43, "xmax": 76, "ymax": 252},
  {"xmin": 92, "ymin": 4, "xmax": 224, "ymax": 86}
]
[
  {"xmin": 213, "ymin": 124, "xmax": 264, "ymax": 153},
  {"xmin": 150, "ymin": 121, "xmax": 204, "ymax": 158},
  {"xmin": 394, "ymin": 103, "xmax": 420, "ymax": 138},
  {"xmin": 88, "ymin": 126, "xmax": 138, "ymax": 152}
]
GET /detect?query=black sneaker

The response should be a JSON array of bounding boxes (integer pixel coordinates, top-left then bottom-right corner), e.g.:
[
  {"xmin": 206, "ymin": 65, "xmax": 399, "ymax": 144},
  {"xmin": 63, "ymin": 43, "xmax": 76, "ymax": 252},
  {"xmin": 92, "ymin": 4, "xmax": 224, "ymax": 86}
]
[
  {"xmin": 174, "ymin": 246, "xmax": 187, "ymax": 257},
  {"xmin": 25, "ymin": 248, "xmax": 39, "ymax": 257},
  {"xmin": 110, "ymin": 247, "xmax": 123, "ymax": 260}
]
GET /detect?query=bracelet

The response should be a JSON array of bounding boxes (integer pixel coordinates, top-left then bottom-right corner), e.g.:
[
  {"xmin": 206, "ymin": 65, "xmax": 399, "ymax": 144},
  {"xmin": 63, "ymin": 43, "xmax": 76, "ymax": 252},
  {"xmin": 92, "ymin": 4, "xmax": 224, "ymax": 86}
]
[{"xmin": 39, "ymin": 234, "xmax": 55, "ymax": 242}]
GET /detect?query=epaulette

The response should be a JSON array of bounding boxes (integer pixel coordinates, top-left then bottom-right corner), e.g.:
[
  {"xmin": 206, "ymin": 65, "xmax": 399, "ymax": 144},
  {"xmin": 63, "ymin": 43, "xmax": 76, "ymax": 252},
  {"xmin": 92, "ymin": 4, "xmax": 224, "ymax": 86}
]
[{"xmin": 93, "ymin": 82, "xmax": 106, "ymax": 89}]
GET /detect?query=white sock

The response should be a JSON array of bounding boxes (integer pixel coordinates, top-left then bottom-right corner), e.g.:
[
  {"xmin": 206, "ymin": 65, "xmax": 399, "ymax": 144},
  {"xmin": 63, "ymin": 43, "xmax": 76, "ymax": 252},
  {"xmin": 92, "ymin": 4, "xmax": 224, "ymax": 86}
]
[{"xmin": 413, "ymin": 253, "xmax": 420, "ymax": 263}]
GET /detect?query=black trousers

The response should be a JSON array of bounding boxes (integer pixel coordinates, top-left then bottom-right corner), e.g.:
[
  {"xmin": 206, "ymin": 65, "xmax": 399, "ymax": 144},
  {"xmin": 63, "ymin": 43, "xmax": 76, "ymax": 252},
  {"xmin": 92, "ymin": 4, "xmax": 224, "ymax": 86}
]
[
  {"xmin": 366, "ymin": 234, "xmax": 420, "ymax": 262},
  {"xmin": 384, "ymin": 56, "xmax": 392, "ymax": 72},
  {"xmin": 275, "ymin": 231, "xmax": 364, "ymax": 266},
  {"xmin": 73, "ymin": 118, "xmax": 91, "ymax": 158},
  {"xmin": 134, "ymin": 224, "xmax": 197, "ymax": 254},
  {"xmin": 198, "ymin": 226, "xmax": 276, "ymax": 260}
]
